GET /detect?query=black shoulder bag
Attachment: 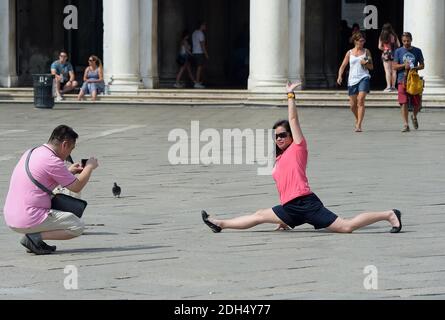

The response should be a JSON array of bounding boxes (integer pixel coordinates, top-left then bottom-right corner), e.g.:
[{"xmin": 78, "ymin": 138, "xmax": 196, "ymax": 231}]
[{"xmin": 25, "ymin": 147, "xmax": 87, "ymax": 218}]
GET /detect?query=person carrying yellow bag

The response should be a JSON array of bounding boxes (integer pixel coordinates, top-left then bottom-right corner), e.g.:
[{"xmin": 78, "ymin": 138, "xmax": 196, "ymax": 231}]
[{"xmin": 393, "ymin": 32, "xmax": 425, "ymax": 132}]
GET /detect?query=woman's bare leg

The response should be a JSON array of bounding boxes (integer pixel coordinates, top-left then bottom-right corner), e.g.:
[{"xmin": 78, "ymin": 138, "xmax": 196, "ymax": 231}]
[
  {"xmin": 77, "ymin": 89, "xmax": 85, "ymax": 101},
  {"xmin": 209, "ymin": 208, "xmax": 284, "ymax": 230},
  {"xmin": 349, "ymin": 95, "xmax": 359, "ymax": 129},
  {"xmin": 383, "ymin": 61, "xmax": 392, "ymax": 89},
  {"xmin": 176, "ymin": 66, "xmax": 186, "ymax": 83},
  {"xmin": 391, "ymin": 63, "xmax": 397, "ymax": 89},
  {"xmin": 186, "ymin": 63, "xmax": 196, "ymax": 82},
  {"xmin": 328, "ymin": 210, "xmax": 400, "ymax": 233},
  {"xmin": 356, "ymin": 92, "xmax": 367, "ymax": 131}
]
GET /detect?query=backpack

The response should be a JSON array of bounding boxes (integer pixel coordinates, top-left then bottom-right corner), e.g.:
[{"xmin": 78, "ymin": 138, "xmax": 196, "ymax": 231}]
[{"xmin": 406, "ymin": 69, "xmax": 423, "ymax": 95}]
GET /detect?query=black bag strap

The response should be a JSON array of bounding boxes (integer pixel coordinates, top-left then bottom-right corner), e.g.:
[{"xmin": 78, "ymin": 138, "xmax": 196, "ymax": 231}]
[{"xmin": 25, "ymin": 147, "xmax": 54, "ymax": 197}]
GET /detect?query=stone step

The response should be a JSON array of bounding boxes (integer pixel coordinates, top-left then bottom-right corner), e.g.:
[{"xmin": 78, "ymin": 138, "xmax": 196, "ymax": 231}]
[{"xmin": 0, "ymin": 88, "xmax": 444, "ymax": 107}]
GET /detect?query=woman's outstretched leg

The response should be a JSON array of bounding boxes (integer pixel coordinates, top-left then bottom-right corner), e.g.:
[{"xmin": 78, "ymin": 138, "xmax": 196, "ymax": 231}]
[
  {"xmin": 327, "ymin": 209, "xmax": 401, "ymax": 233},
  {"xmin": 203, "ymin": 208, "xmax": 285, "ymax": 231}
]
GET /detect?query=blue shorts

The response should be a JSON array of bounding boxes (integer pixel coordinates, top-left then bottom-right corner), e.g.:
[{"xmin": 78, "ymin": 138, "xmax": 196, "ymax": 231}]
[
  {"xmin": 348, "ymin": 77, "xmax": 370, "ymax": 96},
  {"xmin": 272, "ymin": 193, "xmax": 338, "ymax": 230}
]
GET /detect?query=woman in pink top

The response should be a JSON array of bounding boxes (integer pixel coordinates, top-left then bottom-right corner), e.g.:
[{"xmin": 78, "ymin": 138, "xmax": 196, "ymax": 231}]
[
  {"xmin": 379, "ymin": 23, "xmax": 401, "ymax": 92},
  {"xmin": 202, "ymin": 82, "xmax": 402, "ymax": 234}
]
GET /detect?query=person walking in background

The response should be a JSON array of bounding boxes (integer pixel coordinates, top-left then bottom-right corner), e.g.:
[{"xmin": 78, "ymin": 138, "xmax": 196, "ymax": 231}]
[
  {"xmin": 192, "ymin": 21, "xmax": 209, "ymax": 89},
  {"xmin": 393, "ymin": 32, "xmax": 425, "ymax": 132},
  {"xmin": 77, "ymin": 55, "xmax": 105, "ymax": 101},
  {"xmin": 174, "ymin": 30, "xmax": 196, "ymax": 88},
  {"xmin": 379, "ymin": 23, "xmax": 401, "ymax": 92},
  {"xmin": 51, "ymin": 50, "xmax": 78, "ymax": 102},
  {"xmin": 337, "ymin": 32, "xmax": 374, "ymax": 133}
]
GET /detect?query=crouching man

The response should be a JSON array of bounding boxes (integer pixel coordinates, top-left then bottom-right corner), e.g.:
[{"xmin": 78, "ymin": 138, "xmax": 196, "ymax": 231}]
[{"xmin": 3, "ymin": 125, "xmax": 99, "ymax": 255}]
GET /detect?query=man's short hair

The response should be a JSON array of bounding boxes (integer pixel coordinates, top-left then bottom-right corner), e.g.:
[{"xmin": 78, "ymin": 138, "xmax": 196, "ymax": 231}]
[
  {"xmin": 59, "ymin": 49, "xmax": 69, "ymax": 57},
  {"xmin": 402, "ymin": 32, "xmax": 413, "ymax": 40},
  {"xmin": 48, "ymin": 125, "xmax": 78, "ymax": 144}
]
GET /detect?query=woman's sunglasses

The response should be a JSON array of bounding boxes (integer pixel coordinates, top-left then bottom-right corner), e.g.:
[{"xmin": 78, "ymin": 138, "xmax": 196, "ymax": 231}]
[{"xmin": 275, "ymin": 132, "xmax": 290, "ymax": 140}]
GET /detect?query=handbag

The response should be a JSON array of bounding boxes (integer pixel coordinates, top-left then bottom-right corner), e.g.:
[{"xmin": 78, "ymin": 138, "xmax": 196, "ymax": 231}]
[
  {"xmin": 406, "ymin": 69, "xmax": 424, "ymax": 96},
  {"xmin": 25, "ymin": 147, "xmax": 87, "ymax": 218}
]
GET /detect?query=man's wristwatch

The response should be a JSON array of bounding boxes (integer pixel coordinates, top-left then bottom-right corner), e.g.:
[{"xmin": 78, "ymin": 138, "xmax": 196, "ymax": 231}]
[{"xmin": 287, "ymin": 92, "xmax": 295, "ymax": 99}]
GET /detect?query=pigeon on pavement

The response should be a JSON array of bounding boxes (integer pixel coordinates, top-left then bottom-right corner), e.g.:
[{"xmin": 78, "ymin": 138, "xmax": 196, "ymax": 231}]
[{"xmin": 112, "ymin": 182, "xmax": 121, "ymax": 198}]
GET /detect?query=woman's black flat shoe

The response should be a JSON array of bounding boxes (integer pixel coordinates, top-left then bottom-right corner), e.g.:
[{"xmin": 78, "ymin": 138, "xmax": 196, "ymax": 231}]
[
  {"xmin": 201, "ymin": 210, "xmax": 222, "ymax": 233},
  {"xmin": 390, "ymin": 209, "xmax": 402, "ymax": 233}
]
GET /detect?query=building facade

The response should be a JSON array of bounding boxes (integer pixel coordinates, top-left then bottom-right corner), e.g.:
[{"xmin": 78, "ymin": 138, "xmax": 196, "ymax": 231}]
[{"xmin": 1, "ymin": 0, "xmax": 444, "ymax": 93}]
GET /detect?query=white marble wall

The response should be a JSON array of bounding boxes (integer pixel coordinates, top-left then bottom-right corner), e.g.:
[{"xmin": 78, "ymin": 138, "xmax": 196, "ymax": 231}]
[
  {"xmin": 140, "ymin": 0, "xmax": 159, "ymax": 89},
  {"xmin": 288, "ymin": 0, "xmax": 305, "ymax": 85},
  {"xmin": 248, "ymin": 0, "xmax": 289, "ymax": 91},
  {"xmin": 404, "ymin": 0, "xmax": 445, "ymax": 92},
  {"xmin": 104, "ymin": 0, "xmax": 142, "ymax": 92}
]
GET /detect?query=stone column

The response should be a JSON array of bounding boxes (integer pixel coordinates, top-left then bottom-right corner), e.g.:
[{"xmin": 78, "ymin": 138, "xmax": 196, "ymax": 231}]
[
  {"xmin": 404, "ymin": 0, "xmax": 445, "ymax": 92},
  {"xmin": 104, "ymin": 0, "xmax": 142, "ymax": 93},
  {"xmin": 0, "ymin": 0, "xmax": 18, "ymax": 87},
  {"xmin": 248, "ymin": 0, "xmax": 289, "ymax": 92},
  {"xmin": 140, "ymin": 0, "xmax": 159, "ymax": 88},
  {"xmin": 288, "ymin": 0, "xmax": 305, "ymax": 85}
]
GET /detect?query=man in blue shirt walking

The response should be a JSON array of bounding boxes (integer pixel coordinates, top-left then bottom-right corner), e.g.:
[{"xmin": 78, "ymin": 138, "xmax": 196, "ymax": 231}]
[{"xmin": 393, "ymin": 32, "xmax": 425, "ymax": 132}]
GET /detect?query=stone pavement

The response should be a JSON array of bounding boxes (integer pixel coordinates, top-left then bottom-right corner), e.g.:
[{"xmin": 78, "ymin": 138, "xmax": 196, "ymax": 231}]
[{"xmin": 0, "ymin": 103, "xmax": 444, "ymax": 300}]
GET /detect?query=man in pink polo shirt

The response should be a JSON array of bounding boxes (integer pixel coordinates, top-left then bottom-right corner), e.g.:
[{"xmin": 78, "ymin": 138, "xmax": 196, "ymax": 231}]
[
  {"xmin": 202, "ymin": 82, "xmax": 403, "ymax": 235},
  {"xmin": 3, "ymin": 125, "xmax": 99, "ymax": 255}
]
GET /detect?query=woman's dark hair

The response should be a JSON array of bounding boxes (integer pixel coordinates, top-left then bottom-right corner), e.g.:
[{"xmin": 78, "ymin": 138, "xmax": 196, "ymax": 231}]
[
  {"xmin": 380, "ymin": 23, "xmax": 397, "ymax": 43},
  {"xmin": 181, "ymin": 29, "xmax": 190, "ymax": 40},
  {"xmin": 352, "ymin": 31, "xmax": 365, "ymax": 43},
  {"xmin": 89, "ymin": 55, "xmax": 103, "ymax": 69},
  {"xmin": 273, "ymin": 120, "xmax": 292, "ymax": 157},
  {"xmin": 48, "ymin": 125, "xmax": 78, "ymax": 144}
]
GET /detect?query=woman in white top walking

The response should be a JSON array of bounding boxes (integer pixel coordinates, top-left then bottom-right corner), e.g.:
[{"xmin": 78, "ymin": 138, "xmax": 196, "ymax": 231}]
[{"xmin": 337, "ymin": 32, "xmax": 374, "ymax": 132}]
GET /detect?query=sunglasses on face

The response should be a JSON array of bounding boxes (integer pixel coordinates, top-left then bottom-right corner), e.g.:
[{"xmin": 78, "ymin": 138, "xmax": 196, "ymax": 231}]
[{"xmin": 275, "ymin": 132, "xmax": 290, "ymax": 140}]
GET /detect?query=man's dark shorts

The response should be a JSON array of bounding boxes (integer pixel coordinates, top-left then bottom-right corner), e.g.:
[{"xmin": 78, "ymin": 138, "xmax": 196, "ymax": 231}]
[
  {"xmin": 193, "ymin": 54, "xmax": 206, "ymax": 67},
  {"xmin": 272, "ymin": 193, "xmax": 338, "ymax": 230}
]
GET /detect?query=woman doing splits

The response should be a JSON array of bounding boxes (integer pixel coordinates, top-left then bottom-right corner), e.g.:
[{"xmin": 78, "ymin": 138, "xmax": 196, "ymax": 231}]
[{"xmin": 202, "ymin": 82, "xmax": 402, "ymax": 234}]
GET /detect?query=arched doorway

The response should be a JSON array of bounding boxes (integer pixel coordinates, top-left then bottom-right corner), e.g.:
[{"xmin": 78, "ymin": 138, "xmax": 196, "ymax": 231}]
[
  {"xmin": 304, "ymin": 0, "xmax": 404, "ymax": 89},
  {"xmin": 158, "ymin": 0, "xmax": 250, "ymax": 89},
  {"xmin": 16, "ymin": 0, "xmax": 103, "ymax": 86}
]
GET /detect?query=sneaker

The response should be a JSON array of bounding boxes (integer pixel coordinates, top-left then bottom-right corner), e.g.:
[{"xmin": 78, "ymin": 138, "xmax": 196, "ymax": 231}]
[
  {"xmin": 173, "ymin": 83, "xmax": 184, "ymax": 88},
  {"xmin": 401, "ymin": 125, "xmax": 410, "ymax": 133},
  {"xmin": 194, "ymin": 82, "xmax": 205, "ymax": 89},
  {"xmin": 411, "ymin": 115, "xmax": 419, "ymax": 130},
  {"xmin": 390, "ymin": 87, "xmax": 397, "ymax": 92},
  {"xmin": 384, "ymin": 88, "xmax": 392, "ymax": 92},
  {"xmin": 55, "ymin": 95, "xmax": 63, "ymax": 102}
]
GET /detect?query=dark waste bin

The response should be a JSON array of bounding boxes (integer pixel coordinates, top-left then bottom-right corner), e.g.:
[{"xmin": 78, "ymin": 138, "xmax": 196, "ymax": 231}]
[{"xmin": 32, "ymin": 74, "xmax": 55, "ymax": 109}]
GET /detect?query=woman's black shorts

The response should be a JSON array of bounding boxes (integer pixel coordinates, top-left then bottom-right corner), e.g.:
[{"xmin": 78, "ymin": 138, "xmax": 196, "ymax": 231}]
[{"xmin": 272, "ymin": 193, "xmax": 338, "ymax": 230}]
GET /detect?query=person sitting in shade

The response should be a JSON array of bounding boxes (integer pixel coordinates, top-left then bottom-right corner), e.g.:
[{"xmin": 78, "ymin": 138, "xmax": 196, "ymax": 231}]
[
  {"xmin": 77, "ymin": 55, "xmax": 105, "ymax": 101},
  {"xmin": 50, "ymin": 50, "xmax": 78, "ymax": 102}
]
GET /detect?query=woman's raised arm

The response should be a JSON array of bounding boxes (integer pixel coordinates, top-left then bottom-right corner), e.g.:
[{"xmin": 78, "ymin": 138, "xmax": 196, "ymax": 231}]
[{"xmin": 286, "ymin": 82, "xmax": 304, "ymax": 145}]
